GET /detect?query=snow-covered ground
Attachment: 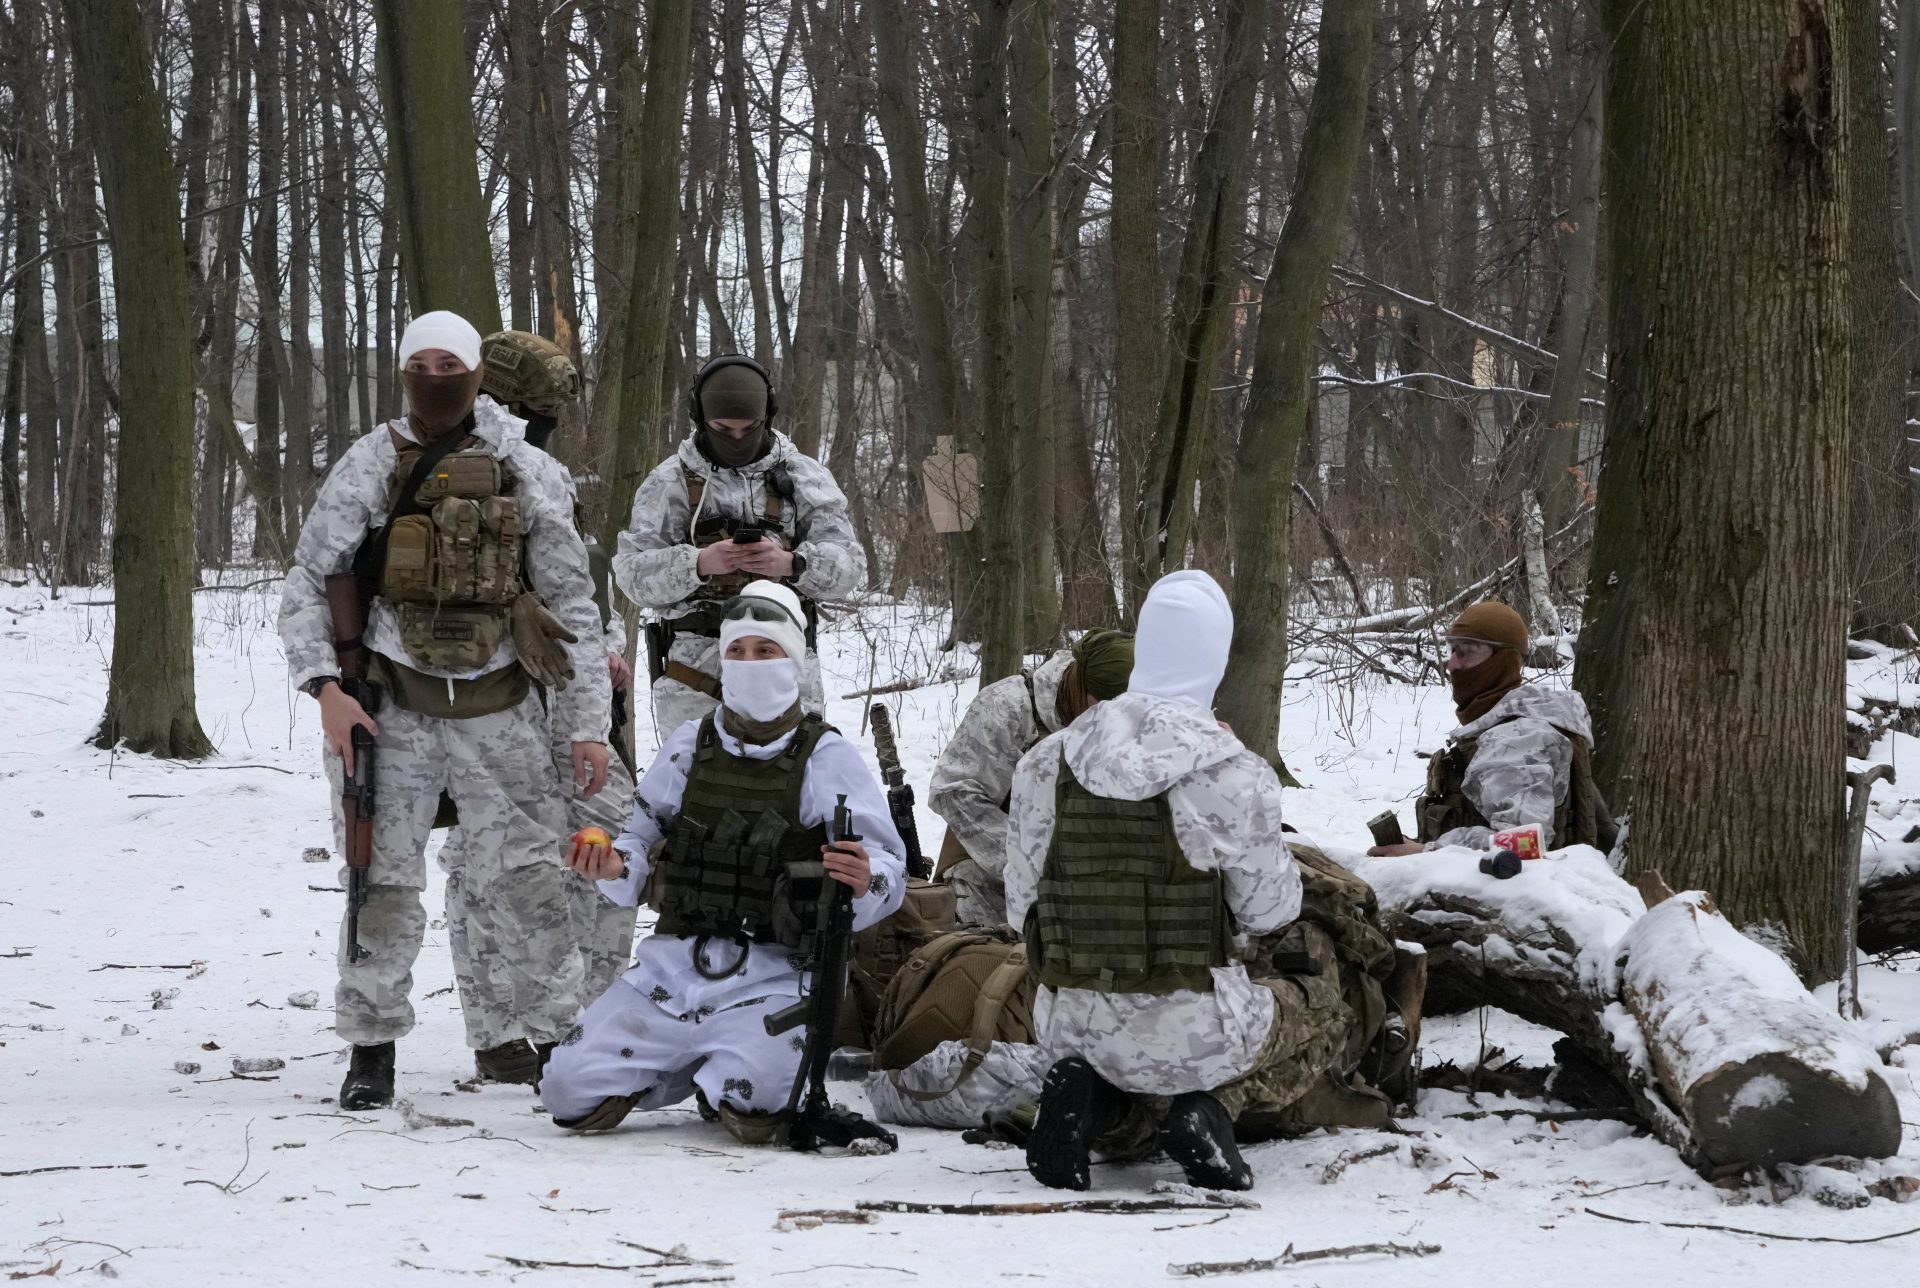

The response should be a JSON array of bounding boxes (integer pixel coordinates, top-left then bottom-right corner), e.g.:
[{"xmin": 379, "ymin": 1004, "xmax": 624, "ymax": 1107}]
[{"xmin": 4, "ymin": 580, "xmax": 1919, "ymax": 1285}]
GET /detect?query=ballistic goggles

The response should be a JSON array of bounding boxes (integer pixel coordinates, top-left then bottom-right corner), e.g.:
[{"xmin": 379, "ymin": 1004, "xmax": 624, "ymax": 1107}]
[{"xmin": 723, "ymin": 595, "xmax": 805, "ymax": 632}]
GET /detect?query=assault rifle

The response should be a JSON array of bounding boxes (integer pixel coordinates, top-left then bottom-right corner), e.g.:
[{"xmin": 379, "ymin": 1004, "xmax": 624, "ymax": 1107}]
[
  {"xmin": 325, "ymin": 575, "xmax": 384, "ymax": 963},
  {"xmin": 867, "ymin": 703, "xmax": 930, "ymax": 879},
  {"xmin": 764, "ymin": 794, "xmax": 899, "ymax": 1153}
]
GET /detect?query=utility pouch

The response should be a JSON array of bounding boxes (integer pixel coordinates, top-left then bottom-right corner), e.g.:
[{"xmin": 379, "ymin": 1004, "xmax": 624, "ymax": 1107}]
[
  {"xmin": 396, "ymin": 602, "xmax": 508, "ymax": 671},
  {"xmin": 414, "ymin": 452, "xmax": 500, "ymax": 504},
  {"xmin": 379, "ymin": 514, "xmax": 437, "ymax": 603},
  {"xmin": 475, "ymin": 496, "xmax": 523, "ymax": 603},
  {"xmin": 773, "ymin": 857, "xmax": 830, "ymax": 953}
]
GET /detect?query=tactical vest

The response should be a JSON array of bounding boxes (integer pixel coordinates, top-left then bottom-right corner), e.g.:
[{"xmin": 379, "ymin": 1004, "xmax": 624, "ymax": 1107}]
[
  {"xmin": 1415, "ymin": 717, "xmax": 1617, "ymax": 852},
  {"xmin": 685, "ymin": 464, "xmax": 794, "ymax": 602},
  {"xmin": 376, "ymin": 431, "xmax": 527, "ymax": 671},
  {"xmin": 1027, "ymin": 756, "xmax": 1230, "ymax": 995},
  {"xmin": 654, "ymin": 713, "xmax": 834, "ymax": 950}
]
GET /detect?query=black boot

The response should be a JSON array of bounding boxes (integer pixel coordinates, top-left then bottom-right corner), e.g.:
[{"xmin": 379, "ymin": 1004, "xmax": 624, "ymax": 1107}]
[
  {"xmin": 1159, "ymin": 1091, "xmax": 1253, "ymax": 1191},
  {"xmin": 532, "ymin": 1042, "xmax": 557, "ymax": 1094},
  {"xmin": 473, "ymin": 1039, "xmax": 539, "ymax": 1085},
  {"xmin": 1026, "ymin": 1057, "xmax": 1128, "ymax": 1191},
  {"xmin": 340, "ymin": 1042, "xmax": 396, "ymax": 1111}
]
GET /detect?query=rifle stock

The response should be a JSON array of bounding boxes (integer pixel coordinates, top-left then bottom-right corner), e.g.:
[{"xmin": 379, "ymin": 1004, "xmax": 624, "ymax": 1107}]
[{"xmin": 325, "ymin": 573, "xmax": 381, "ymax": 963}]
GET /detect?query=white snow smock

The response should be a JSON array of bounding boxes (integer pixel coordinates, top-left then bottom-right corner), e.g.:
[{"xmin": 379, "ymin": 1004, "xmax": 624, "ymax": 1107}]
[{"xmin": 1426, "ymin": 683, "xmax": 1596, "ymax": 851}]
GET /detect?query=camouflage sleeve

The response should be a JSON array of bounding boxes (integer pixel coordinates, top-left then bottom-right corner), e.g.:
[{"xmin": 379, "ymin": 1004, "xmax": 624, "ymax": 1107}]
[
  {"xmin": 1174, "ymin": 751, "xmax": 1299, "ymax": 936},
  {"xmin": 277, "ymin": 435, "xmax": 388, "ymax": 690},
  {"xmin": 802, "ymin": 733, "xmax": 909, "ymax": 932},
  {"xmin": 521, "ymin": 455, "xmax": 614, "ymax": 744},
  {"xmin": 1002, "ymin": 732, "xmax": 1069, "ymax": 932},
  {"xmin": 601, "ymin": 719, "xmax": 699, "ymax": 905},
  {"xmin": 612, "ymin": 461, "xmax": 703, "ymax": 611},
  {"xmin": 1429, "ymin": 717, "xmax": 1573, "ymax": 850},
  {"xmin": 927, "ymin": 677, "xmax": 1035, "ymax": 875},
  {"xmin": 783, "ymin": 453, "xmax": 867, "ymax": 601}
]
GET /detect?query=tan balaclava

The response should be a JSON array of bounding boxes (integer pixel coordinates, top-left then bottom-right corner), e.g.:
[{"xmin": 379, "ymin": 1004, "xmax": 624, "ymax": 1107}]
[
  {"xmin": 1446, "ymin": 601, "xmax": 1528, "ymax": 724},
  {"xmin": 398, "ymin": 310, "xmax": 484, "ymax": 440}
]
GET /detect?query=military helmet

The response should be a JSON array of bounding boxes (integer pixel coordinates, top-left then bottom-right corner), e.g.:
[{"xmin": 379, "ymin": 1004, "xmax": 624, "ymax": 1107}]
[{"xmin": 479, "ymin": 330, "xmax": 580, "ymax": 415}]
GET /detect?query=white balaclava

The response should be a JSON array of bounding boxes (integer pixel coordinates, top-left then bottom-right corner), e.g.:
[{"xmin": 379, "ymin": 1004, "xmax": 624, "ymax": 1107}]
[
  {"xmin": 719, "ymin": 580, "xmax": 807, "ymax": 722},
  {"xmin": 1127, "ymin": 570, "xmax": 1234, "ymax": 711},
  {"xmin": 398, "ymin": 310, "xmax": 484, "ymax": 370}
]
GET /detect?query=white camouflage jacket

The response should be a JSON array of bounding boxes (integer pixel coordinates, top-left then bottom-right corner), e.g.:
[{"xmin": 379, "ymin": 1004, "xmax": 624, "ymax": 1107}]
[
  {"xmin": 1425, "ymin": 683, "xmax": 1595, "ymax": 851},
  {"xmin": 1004, "ymin": 692, "xmax": 1300, "ymax": 1095},
  {"xmin": 928, "ymin": 650, "xmax": 1074, "ymax": 875},
  {"xmin": 612, "ymin": 431, "xmax": 865, "ymax": 641},
  {"xmin": 278, "ymin": 400, "xmax": 613, "ymax": 744}
]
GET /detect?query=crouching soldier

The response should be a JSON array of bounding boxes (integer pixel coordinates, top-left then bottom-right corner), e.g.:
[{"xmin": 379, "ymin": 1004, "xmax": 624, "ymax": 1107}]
[
  {"xmin": 1366, "ymin": 601, "xmax": 1614, "ymax": 858},
  {"xmin": 438, "ymin": 330, "xmax": 642, "ymax": 1085},
  {"xmin": 1007, "ymin": 572, "xmax": 1349, "ymax": 1193},
  {"xmin": 930, "ymin": 629, "xmax": 1134, "ymax": 926},
  {"xmin": 541, "ymin": 581, "xmax": 907, "ymax": 1143},
  {"xmin": 280, "ymin": 311, "xmax": 612, "ymax": 1109},
  {"xmin": 614, "ymin": 354, "xmax": 864, "ymax": 735}
]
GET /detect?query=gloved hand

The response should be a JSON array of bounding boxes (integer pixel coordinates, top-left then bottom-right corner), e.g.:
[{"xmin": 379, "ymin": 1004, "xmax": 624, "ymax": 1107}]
[{"xmin": 510, "ymin": 591, "xmax": 578, "ymax": 687}]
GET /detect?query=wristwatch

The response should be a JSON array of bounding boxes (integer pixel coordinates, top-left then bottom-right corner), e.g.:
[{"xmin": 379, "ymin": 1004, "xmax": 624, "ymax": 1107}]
[
  {"xmin": 301, "ymin": 675, "xmax": 340, "ymax": 700},
  {"xmin": 786, "ymin": 551, "xmax": 808, "ymax": 583}
]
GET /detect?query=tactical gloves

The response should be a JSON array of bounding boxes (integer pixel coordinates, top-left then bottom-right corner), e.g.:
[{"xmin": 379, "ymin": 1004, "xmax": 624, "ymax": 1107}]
[{"xmin": 510, "ymin": 591, "xmax": 578, "ymax": 687}]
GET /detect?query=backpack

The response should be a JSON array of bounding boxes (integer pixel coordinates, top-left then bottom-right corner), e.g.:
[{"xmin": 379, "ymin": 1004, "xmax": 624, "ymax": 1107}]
[
  {"xmin": 849, "ymin": 877, "xmax": 959, "ymax": 1045},
  {"xmin": 870, "ymin": 928, "xmax": 1037, "ymax": 1102}
]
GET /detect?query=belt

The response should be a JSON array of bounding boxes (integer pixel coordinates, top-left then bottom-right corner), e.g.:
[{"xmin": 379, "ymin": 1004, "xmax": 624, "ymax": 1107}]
[{"xmin": 664, "ymin": 660, "xmax": 722, "ymax": 698}]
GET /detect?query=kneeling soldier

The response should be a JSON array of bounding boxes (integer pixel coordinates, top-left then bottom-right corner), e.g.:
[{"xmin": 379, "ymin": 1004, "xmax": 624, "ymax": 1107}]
[
  {"xmin": 541, "ymin": 581, "xmax": 907, "ymax": 1142},
  {"xmin": 1006, "ymin": 572, "xmax": 1318, "ymax": 1192}
]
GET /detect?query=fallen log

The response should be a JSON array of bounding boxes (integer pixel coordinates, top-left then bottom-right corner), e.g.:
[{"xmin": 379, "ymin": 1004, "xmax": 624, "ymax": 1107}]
[
  {"xmin": 1359, "ymin": 847, "xmax": 1902, "ymax": 1174},
  {"xmin": 1859, "ymin": 856, "xmax": 1920, "ymax": 956}
]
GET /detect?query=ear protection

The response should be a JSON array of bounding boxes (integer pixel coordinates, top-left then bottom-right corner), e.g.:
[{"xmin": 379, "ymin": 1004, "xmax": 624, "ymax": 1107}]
[{"xmin": 688, "ymin": 353, "xmax": 779, "ymax": 425}]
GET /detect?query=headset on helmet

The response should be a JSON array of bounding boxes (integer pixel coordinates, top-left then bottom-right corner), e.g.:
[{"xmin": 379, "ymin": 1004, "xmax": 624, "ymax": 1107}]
[{"xmin": 688, "ymin": 352, "xmax": 779, "ymax": 425}]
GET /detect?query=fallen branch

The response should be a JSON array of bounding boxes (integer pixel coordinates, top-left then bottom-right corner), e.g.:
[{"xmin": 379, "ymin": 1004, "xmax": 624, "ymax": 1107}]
[
  {"xmin": 1321, "ymin": 1143, "xmax": 1399, "ymax": 1184},
  {"xmin": 181, "ymin": 1120, "xmax": 266, "ymax": 1195},
  {"xmin": 1445, "ymin": 1107, "xmax": 1628, "ymax": 1124},
  {"xmin": 855, "ymin": 1197, "xmax": 1256, "ymax": 1217},
  {"xmin": 0, "ymin": 1163, "xmax": 147, "ymax": 1179},
  {"xmin": 1170, "ymin": 1241, "xmax": 1442, "ymax": 1277},
  {"xmin": 1583, "ymin": 1208, "xmax": 1920, "ymax": 1245},
  {"xmin": 90, "ymin": 961, "xmax": 205, "ymax": 972},
  {"xmin": 842, "ymin": 665, "xmax": 977, "ymax": 699}
]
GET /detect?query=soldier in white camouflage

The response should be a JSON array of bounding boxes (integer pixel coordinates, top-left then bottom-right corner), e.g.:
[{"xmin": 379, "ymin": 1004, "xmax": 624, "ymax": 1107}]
[
  {"xmin": 929, "ymin": 629, "xmax": 1134, "ymax": 926},
  {"xmin": 1006, "ymin": 571, "xmax": 1348, "ymax": 1192},
  {"xmin": 613, "ymin": 354, "xmax": 865, "ymax": 736},
  {"xmin": 436, "ymin": 329, "xmax": 641, "ymax": 1086},
  {"xmin": 280, "ymin": 311, "xmax": 612, "ymax": 1110},
  {"xmin": 1366, "ymin": 600, "xmax": 1614, "ymax": 857}
]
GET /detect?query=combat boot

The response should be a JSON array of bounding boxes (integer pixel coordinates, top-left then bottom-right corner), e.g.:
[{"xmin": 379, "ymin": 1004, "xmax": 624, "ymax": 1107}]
[
  {"xmin": 473, "ymin": 1039, "xmax": 539, "ymax": 1085},
  {"xmin": 532, "ymin": 1042, "xmax": 558, "ymax": 1094},
  {"xmin": 717, "ymin": 1104, "xmax": 783, "ymax": 1145},
  {"xmin": 1026, "ymin": 1056, "xmax": 1128, "ymax": 1191},
  {"xmin": 554, "ymin": 1093, "xmax": 639, "ymax": 1132},
  {"xmin": 1159, "ymin": 1091, "xmax": 1253, "ymax": 1191},
  {"xmin": 340, "ymin": 1042, "xmax": 396, "ymax": 1111}
]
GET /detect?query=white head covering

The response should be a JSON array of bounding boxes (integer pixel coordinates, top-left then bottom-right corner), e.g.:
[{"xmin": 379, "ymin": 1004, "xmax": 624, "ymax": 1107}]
[
  {"xmin": 398, "ymin": 310, "xmax": 483, "ymax": 371},
  {"xmin": 718, "ymin": 579, "xmax": 808, "ymax": 662},
  {"xmin": 1127, "ymin": 570, "xmax": 1233, "ymax": 710}
]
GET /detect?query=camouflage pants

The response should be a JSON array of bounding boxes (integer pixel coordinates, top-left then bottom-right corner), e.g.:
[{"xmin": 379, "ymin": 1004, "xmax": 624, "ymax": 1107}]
[
  {"xmin": 1098, "ymin": 974, "xmax": 1356, "ymax": 1159},
  {"xmin": 944, "ymin": 858, "xmax": 1008, "ymax": 928},
  {"xmin": 327, "ymin": 690, "xmax": 584, "ymax": 1046},
  {"xmin": 441, "ymin": 748, "xmax": 640, "ymax": 1050}
]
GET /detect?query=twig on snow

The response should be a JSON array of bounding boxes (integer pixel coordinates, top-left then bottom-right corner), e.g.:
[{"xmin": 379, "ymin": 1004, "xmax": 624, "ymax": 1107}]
[
  {"xmin": 1170, "ymin": 1241, "xmax": 1442, "ymax": 1277},
  {"xmin": 1322, "ymin": 1142, "xmax": 1399, "ymax": 1184},
  {"xmin": 0, "ymin": 1163, "xmax": 147, "ymax": 1179},
  {"xmin": 181, "ymin": 1120, "xmax": 266, "ymax": 1195},
  {"xmin": 1583, "ymin": 1208, "xmax": 1920, "ymax": 1245},
  {"xmin": 853, "ymin": 1197, "xmax": 1257, "ymax": 1216},
  {"xmin": 89, "ymin": 961, "xmax": 205, "ymax": 972}
]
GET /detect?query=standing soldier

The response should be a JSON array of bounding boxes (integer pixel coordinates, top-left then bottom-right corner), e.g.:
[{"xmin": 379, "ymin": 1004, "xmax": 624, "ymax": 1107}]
[
  {"xmin": 435, "ymin": 330, "xmax": 642, "ymax": 1086},
  {"xmin": 280, "ymin": 311, "xmax": 612, "ymax": 1109},
  {"xmin": 614, "ymin": 354, "xmax": 865, "ymax": 735}
]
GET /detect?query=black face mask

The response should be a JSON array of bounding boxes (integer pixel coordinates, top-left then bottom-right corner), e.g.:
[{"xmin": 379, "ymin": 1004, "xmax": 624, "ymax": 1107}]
[
  {"xmin": 697, "ymin": 422, "xmax": 770, "ymax": 469},
  {"xmin": 402, "ymin": 369, "xmax": 482, "ymax": 439}
]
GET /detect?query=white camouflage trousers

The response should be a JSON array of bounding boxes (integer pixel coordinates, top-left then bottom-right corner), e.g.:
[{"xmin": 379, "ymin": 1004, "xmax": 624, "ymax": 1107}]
[
  {"xmin": 440, "ymin": 745, "xmax": 640, "ymax": 1050},
  {"xmin": 327, "ymin": 689, "xmax": 584, "ymax": 1047}
]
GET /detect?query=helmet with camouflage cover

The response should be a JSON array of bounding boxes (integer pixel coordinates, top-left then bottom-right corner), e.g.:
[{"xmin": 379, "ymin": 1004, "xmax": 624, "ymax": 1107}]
[{"xmin": 479, "ymin": 330, "xmax": 580, "ymax": 415}]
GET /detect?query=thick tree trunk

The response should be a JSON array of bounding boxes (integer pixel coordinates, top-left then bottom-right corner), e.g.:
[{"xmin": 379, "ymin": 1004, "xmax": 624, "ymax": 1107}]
[
  {"xmin": 371, "ymin": 0, "xmax": 502, "ymax": 331},
  {"xmin": 1008, "ymin": 0, "xmax": 1057, "ymax": 643},
  {"xmin": 1108, "ymin": 0, "xmax": 1163, "ymax": 614},
  {"xmin": 1215, "ymin": 0, "xmax": 1374, "ymax": 760},
  {"xmin": 600, "ymin": 0, "xmax": 694, "ymax": 554},
  {"xmin": 1535, "ymin": 67, "xmax": 1602, "ymax": 532},
  {"xmin": 1614, "ymin": 0, "xmax": 1852, "ymax": 980},
  {"xmin": 62, "ymin": 0, "xmax": 212, "ymax": 757},
  {"xmin": 248, "ymin": 2, "xmax": 286, "ymax": 560},
  {"xmin": 722, "ymin": 0, "xmax": 775, "ymax": 368}
]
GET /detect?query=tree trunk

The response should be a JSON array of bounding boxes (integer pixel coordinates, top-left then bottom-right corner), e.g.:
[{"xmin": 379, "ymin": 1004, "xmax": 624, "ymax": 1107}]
[
  {"xmin": 283, "ymin": 17, "xmax": 316, "ymax": 525},
  {"xmin": 1613, "ymin": 0, "xmax": 1851, "ymax": 980},
  {"xmin": 722, "ymin": 0, "xmax": 774, "ymax": 367},
  {"xmin": 1535, "ymin": 67, "xmax": 1602, "ymax": 532},
  {"xmin": 371, "ymin": 0, "xmax": 502, "ymax": 331},
  {"xmin": 1110, "ymin": 0, "xmax": 1164, "ymax": 611},
  {"xmin": 1008, "ymin": 0, "xmax": 1057, "ymax": 643},
  {"xmin": 61, "ymin": 0, "xmax": 212, "ymax": 757},
  {"xmin": 248, "ymin": 2, "xmax": 286, "ymax": 560},
  {"xmin": 1215, "ymin": 0, "xmax": 1374, "ymax": 761},
  {"xmin": 600, "ymin": 0, "xmax": 694, "ymax": 554}
]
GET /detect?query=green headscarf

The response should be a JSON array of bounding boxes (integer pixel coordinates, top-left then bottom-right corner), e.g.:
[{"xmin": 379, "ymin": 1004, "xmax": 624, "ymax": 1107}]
[{"xmin": 1072, "ymin": 629, "xmax": 1135, "ymax": 701}]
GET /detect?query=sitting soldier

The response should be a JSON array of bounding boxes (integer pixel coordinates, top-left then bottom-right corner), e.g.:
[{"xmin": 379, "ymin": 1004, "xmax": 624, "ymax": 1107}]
[
  {"xmin": 929, "ymin": 629, "xmax": 1134, "ymax": 926},
  {"xmin": 1368, "ymin": 600, "xmax": 1613, "ymax": 857},
  {"xmin": 1006, "ymin": 572, "xmax": 1357, "ymax": 1193},
  {"xmin": 541, "ymin": 581, "xmax": 907, "ymax": 1143}
]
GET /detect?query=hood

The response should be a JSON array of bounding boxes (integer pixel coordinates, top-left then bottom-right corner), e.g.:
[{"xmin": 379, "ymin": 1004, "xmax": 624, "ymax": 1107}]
[
  {"xmin": 676, "ymin": 425, "xmax": 796, "ymax": 481},
  {"xmin": 1058, "ymin": 690, "xmax": 1245, "ymax": 801},
  {"xmin": 395, "ymin": 396, "xmax": 528, "ymax": 460},
  {"xmin": 1029, "ymin": 650, "xmax": 1076, "ymax": 734},
  {"xmin": 1456, "ymin": 682, "xmax": 1594, "ymax": 743}
]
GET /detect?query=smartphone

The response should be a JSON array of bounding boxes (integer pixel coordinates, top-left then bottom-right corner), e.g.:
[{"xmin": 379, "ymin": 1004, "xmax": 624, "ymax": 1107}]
[
  {"xmin": 733, "ymin": 525, "xmax": 764, "ymax": 545},
  {"xmin": 1367, "ymin": 810, "xmax": 1405, "ymax": 848}
]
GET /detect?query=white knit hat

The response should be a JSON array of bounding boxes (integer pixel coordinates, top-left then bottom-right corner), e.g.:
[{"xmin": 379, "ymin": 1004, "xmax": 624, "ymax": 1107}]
[
  {"xmin": 1128, "ymin": 570, "xmax": 1234, "ymax": 710},
  {"xmin": 398, "ymin": 310, "xmax": 483, "ymax": 371},
  {"xmin": 718, "ymin": 579, "xmax": 808, "ymax": 661}
]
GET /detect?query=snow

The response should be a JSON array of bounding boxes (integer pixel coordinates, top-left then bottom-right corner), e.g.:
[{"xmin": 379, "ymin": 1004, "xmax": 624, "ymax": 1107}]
[{"xmin": 5, "ymin": 581, "xmax": 1920, "ymax": 1284}]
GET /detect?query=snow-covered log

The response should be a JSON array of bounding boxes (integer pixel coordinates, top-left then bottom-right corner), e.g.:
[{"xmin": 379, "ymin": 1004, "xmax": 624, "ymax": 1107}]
[
  {"xmin": 1359, "ymin": 847, "xmax": 1902, "ymax": 1174},
  {"xmin": 1859, "ymin": 865, "xmax": 1920, "ymax": 955}
]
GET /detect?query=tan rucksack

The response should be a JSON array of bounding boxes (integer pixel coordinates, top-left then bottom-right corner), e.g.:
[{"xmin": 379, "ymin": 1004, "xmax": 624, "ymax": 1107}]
[
  {"xmin": 870, "ymin": 928, "xmax": 1037, "ymax": 1102},
  {"xmin": 849, "ymin": 878, "xmax": 959, "ymax": 1045}
]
